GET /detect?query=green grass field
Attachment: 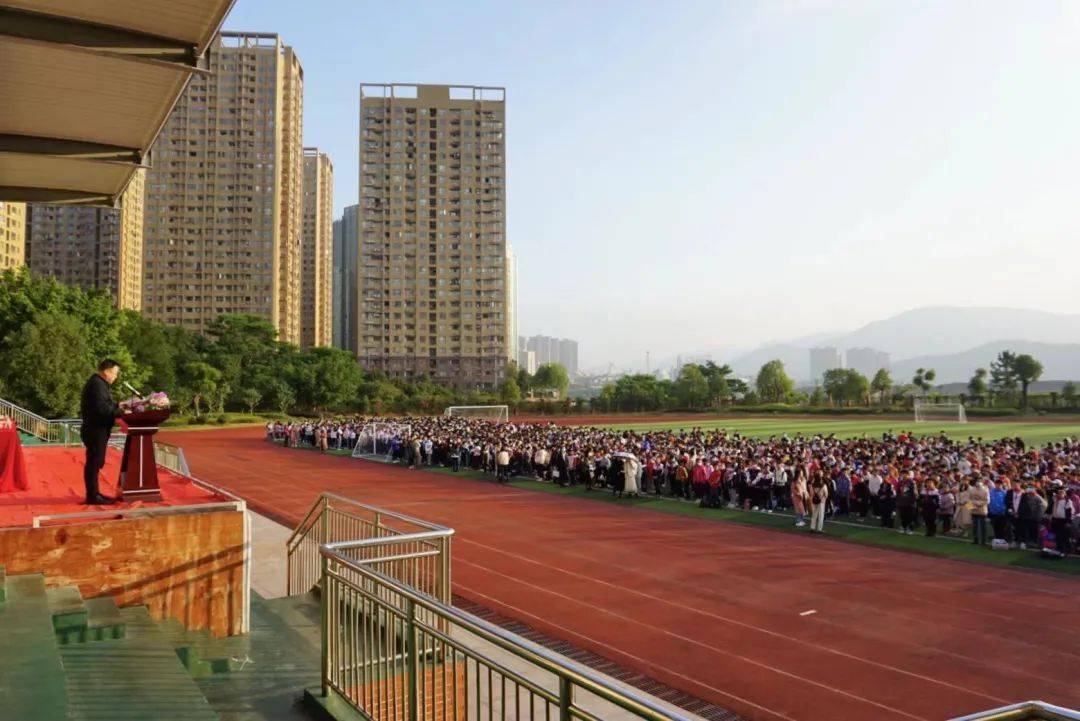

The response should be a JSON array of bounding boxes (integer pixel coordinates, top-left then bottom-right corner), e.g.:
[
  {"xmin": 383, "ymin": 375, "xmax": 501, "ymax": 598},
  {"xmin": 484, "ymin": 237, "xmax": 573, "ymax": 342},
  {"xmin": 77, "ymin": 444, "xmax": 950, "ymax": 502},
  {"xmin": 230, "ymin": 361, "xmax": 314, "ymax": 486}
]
[{"xmin": 601, "ymin": 417, "xmax": 1080, "ymax": 445}]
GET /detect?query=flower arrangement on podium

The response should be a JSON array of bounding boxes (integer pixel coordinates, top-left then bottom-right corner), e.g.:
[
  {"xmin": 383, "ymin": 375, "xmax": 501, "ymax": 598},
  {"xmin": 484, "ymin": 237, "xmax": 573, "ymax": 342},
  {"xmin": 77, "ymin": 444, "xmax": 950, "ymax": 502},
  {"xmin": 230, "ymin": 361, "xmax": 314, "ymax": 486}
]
[
  {"xmin": 119, "ymin": 391, "xmax": 171, "ymax": 414},
  {"xmin": 119, "ymin": 392, "xmax": 172, "ymax": 427}
]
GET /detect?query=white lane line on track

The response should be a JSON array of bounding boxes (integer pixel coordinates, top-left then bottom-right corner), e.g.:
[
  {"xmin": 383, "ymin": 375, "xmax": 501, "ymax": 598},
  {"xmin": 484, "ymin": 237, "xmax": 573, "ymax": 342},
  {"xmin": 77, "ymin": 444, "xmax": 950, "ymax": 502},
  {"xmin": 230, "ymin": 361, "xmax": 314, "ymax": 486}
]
[
  {"xmin": 456, "ymin": 536, "xmax": 1007, "ymax": 708},
  {"xmin": 453, "ymin": 581, "xmax": 802, "ymax": 721},
  {"xmin": 455, "ymin": 557, "xmax": 931, "ymax": 721},
  {"xmin": 799, "ymin": 609, "xmax": 817, "ymax": 617}
]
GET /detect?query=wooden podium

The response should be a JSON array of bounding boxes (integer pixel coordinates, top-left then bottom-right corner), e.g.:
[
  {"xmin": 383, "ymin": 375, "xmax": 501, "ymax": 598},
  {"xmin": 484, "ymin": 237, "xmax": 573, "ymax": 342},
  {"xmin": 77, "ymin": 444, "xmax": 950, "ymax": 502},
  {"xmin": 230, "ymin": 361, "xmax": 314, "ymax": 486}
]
[{"xmin": 118, "ymin": 409, "xmax": 171, "ymax": 502}]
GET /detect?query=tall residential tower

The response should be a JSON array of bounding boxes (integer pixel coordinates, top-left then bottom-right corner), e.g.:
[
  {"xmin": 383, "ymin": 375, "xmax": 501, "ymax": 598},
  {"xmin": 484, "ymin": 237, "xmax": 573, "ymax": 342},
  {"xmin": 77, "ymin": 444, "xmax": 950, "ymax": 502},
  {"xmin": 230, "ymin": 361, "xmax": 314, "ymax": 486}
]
[
  {"xmin": 26, "ymin": 170, "xmax": 146, "ymax": 310},
  {"xmin": 142, "ymin": 32, "xmax": 305, "ymax": 342},
  {"xmin": 358, "ymin": 84, "xmax": 508, "ymax": 387},
  {"xmin": 0, "ymin": 201, "xmax": 25, "ymax": 270},
  {"xmin": 332, "ymin": 203, "xmax": 359, "ymax": 354},
  {"xmin": 301, "ymin": 148, "xmax": 334, "ymax": 348}
]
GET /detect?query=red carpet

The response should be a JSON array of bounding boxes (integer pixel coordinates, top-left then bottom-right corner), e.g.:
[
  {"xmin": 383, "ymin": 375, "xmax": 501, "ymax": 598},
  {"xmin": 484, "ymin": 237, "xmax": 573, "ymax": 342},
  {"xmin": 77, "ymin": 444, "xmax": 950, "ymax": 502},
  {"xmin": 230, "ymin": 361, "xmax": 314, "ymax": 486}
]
[{"xmin": 0, "ymin": 446, "xmax": 226, "ymax": 528}]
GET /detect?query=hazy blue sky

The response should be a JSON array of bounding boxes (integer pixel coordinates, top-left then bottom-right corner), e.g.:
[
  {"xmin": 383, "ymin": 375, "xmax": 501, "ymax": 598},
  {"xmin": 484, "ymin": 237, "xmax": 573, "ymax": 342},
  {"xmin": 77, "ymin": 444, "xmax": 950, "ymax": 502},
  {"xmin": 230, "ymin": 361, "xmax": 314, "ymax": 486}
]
[{"xmin": 223, "ymin": 1, "xmax": 1080, "ymax": 371}]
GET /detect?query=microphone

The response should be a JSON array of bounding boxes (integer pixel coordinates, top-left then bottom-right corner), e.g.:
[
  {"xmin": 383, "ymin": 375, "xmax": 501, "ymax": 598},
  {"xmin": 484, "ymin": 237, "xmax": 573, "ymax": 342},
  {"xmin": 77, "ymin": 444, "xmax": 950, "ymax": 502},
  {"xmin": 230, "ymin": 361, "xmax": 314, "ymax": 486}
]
[{"xmin": 123, "ymin": 381, "xmax": 143, "ymax": 397}]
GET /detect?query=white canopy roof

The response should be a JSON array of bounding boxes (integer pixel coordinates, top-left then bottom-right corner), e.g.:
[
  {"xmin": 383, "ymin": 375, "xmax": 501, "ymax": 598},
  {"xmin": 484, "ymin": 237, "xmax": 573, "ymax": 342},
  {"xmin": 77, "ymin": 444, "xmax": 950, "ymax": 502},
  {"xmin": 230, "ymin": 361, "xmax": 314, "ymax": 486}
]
[{"xmin": 0, "ymin": 0, "xmax": 234, "ymax": 205}]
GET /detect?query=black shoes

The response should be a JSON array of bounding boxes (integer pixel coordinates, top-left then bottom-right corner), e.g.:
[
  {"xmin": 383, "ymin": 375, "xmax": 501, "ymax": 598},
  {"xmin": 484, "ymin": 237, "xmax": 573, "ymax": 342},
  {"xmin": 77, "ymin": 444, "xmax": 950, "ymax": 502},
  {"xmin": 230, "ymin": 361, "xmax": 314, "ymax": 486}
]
[{"xmin": 85, "ymin": 494, "xmax": 119, "ymax": 505}]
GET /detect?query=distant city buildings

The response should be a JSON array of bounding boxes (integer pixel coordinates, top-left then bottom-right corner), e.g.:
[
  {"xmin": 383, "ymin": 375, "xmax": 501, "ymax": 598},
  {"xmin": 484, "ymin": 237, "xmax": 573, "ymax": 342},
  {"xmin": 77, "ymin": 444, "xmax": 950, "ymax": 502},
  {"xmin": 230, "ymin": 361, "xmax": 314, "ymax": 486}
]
[
  {"xmin": 845, "ymin": 346, "xmax": 890, "ymax": 379},
  {"xmin": 809, "ymin": 346, "xmax": 843, "ymax": 384},
  {"xmin": 25, "ymin": 170, "xmax": 145, "ymax": 310},
  {"xmin": 522, "ymin": 335, "xmax": 579, "ymax": 377},
  {"xmin": 808, "ymin": 346, "xmax": 890, "ymax": 383},
  {"xmin": 518, "ymin": 349, "xmax": 537, "ymax": 375},
  {"xmin": 0, "ymin": 202, "xmax": 26, "ymax": 270},
  {"xmin": 675, "ymin": 354, "xmax": 713, "ymax": 375},
  {"xmin": 357, "ymin": 83, "xmax": 508, "ymax": 387}
]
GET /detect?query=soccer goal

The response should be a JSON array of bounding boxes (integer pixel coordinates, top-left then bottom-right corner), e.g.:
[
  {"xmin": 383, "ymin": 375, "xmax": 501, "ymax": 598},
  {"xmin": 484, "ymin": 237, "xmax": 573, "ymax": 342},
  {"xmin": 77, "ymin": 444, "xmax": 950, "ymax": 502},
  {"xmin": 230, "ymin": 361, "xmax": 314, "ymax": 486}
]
[
  {"xmin": 352, "ymin": 422, "xmax": 412, "ymax": 461},
  {"xmin": 913, "ymin": 400, "xmax": 967, "ymax": 423},
  {"xmin": 443, "ymin": 405, "xmax": 509, "ymax": 423}
]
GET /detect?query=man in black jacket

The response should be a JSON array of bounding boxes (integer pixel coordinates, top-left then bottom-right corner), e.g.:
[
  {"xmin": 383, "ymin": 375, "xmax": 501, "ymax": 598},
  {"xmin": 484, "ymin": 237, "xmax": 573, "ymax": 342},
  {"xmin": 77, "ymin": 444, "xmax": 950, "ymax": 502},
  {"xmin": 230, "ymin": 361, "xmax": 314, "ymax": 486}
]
[{"xmin": 80, "ymin": 359, "xmax": 122, "ymax": 504}]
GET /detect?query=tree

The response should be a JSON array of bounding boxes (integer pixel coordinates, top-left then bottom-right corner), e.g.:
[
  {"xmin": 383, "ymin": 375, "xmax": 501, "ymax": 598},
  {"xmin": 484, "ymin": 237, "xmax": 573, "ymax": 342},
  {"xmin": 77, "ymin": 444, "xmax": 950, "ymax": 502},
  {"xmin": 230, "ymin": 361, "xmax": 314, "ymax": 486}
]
[
  {"xmin": 293, "ymin": 348, "xmax": 364, "ymax": 411},
  {"xmin": 699, "ymin": 361, "xmax": 733, "ymax": 408},
  {"xmin": 967, "ymin": 368, "xmax": 988, "ymax": 405},
  {"xmin": 183, "ymin": 361, "xmax": 221, "ymax": 417},
  {"xmin": 1012, "ymin": 354, "xmax": 1043, "ymax": 409},
  {"xmin": 756, "ymin": 360, "xmax": 794, "ymax": 403},
  {"xmin": 870, "ymin": 368, "xmax": 893, "ymax": 406},
  {"xmin": 823, "ymin": 368, "xmax": 870, "ymax": 406},
  {"xmin": 912, "ymin": 367, "xmax": 936, "ymax": 395},
  {"xmin": 613, "ymin": 374, "xmax": 668, "ymax": 411},
  {"xmin": 532, "ymin": 363, "xmax": 570, "ymax": 398},
  {"xmin": 497, "ymin": 376, "xmax": 522, "ymax": 405},
  {"xmin": 1061, "ymin": 381, "xmax": 1078, "ymax": 408},
  {"xmin": 0, "ymin": 311, "xmax": 94, "ymax": 416},
  {"xmin": 273, "ymin": 383, "xmax": 296, "ymax": 415},
  {"xmin": 822, "ymin": 368, "xmax": 848, "ymax": 405},
  {"xmin": 809, "ymin": 386, "xmax": 825, "ymax": 405},
  {"xmin": 239, "ymin": 387, "xmax": 262, "ymax": 414},
  {"xmin": 990, "ymin": 351, "xmax": 1019, "ymax": 403},
  {"xmin": 673, "ymin": 365, "xmax": 710, "ymax": 409}
]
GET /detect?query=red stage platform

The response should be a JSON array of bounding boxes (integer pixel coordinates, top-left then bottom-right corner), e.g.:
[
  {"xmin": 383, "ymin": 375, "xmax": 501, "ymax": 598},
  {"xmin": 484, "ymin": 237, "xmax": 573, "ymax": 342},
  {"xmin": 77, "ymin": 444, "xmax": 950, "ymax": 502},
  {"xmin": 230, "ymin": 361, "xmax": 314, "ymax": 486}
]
[{"xmin": 0, "ymin": 445, "xmax": 227, "ymax": 528}]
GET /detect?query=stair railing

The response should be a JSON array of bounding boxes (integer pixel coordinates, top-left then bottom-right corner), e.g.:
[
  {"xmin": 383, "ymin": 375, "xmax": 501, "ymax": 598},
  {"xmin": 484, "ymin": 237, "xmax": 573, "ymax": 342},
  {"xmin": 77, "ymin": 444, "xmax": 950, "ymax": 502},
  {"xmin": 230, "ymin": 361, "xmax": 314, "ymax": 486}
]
[
  {"xmin": 0, "ymin": 396, "xmax": 82, "ymax": 445},
  {"xmin": 285, "ymin": 492, "xmax": 452, "ymax": 604},
  {"xmin": 313, "ymin": 508, "xmax": 695, "ymax": 721},
  {"xmin": 949, "ymin": 701, "xmax": 1080, "ymax": 721}
]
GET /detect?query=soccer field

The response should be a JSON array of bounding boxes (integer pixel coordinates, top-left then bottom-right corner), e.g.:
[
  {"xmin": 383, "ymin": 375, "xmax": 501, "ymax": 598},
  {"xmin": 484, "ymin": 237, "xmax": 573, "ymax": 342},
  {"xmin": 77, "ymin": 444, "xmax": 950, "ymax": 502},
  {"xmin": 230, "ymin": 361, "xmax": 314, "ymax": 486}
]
[{"xmin": 601, "ymin": 416, "xmax": 1080, "ymax": 445}]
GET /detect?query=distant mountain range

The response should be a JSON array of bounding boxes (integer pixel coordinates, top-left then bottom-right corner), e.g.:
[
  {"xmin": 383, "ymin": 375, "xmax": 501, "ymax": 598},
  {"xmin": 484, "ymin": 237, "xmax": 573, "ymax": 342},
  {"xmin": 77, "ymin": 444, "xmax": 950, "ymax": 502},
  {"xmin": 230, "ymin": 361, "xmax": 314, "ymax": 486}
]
[{"xmin": 726, "ymin": 306, "xmax": 1080, "ymax": 383}]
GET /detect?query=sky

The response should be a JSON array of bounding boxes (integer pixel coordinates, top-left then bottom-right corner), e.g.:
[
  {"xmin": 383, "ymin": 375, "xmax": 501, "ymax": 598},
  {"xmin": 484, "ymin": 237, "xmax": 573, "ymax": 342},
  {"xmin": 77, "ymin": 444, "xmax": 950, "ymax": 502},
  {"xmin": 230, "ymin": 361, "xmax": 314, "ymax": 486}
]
[{"xmin": 223, "ymin": 0, "xmax": 1080, "ymax": 372}]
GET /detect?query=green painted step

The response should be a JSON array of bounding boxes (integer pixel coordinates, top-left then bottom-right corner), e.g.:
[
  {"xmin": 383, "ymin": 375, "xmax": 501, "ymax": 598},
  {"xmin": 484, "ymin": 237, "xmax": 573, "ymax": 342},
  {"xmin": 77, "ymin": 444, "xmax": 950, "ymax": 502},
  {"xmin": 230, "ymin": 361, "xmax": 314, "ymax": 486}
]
[
  {"xmin": 0, "ymin": 573, "xmax": 68, "ymax": 720},
  {"xmin": 159, "ymin": 617, "xmax": 249, "ymax": 678},
  {"xmin": 46, "ymin": 584, "xmax": 87, "ymax": 632},
  {"xmin": 192, "ymin": 592, "xmax": 323, "ymax": 721},
  {"xmin": 61, "ymin": 605, "xmax": 220, "ymax": 721},
  {"xmin": 0, "ymin": 564, "xmax": 6, "ymax": 603},
  {"xmin": 47, "ymin": 586, "xmax": 127, "ymax": 644}
]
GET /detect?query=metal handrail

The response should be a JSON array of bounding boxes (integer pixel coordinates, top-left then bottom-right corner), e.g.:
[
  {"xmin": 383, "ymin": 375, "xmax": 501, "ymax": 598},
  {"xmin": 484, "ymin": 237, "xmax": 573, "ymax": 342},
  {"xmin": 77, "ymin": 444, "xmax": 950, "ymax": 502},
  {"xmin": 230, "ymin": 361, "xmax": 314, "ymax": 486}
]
[
  {"xmin": 303, "ymin": 492, "xmax": 693, "ymax": 721},
  {"xmin": 0, "ymin": 396, "xmax": 82, "ymax": 444},
  {"xmin": 286, "ymin": 492, "xmax": 454, "ymax": 600},
  {"xmin": 950, "ymin": 701, "xmax": 1080, "ymax": 721},
  {"xmin": 319, "ymin": 535, "xmax": 695, "ymax": 721},
  {"xmin": 33, "ymin": 501, "xmax": 244, "ymax": 528}
]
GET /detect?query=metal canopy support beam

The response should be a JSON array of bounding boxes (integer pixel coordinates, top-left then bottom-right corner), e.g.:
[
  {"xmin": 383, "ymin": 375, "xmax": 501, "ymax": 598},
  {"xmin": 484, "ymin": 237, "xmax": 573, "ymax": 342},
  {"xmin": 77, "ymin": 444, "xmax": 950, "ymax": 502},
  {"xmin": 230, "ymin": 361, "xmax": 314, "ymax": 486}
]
[
  {"xmin": 0, "ymin": 6, "xmax": 201, "ymax": 71},
  {"xmin": 0, "ymin": 134, "xmax": 143, "ymax": 164},
  {"xmin": 0, "ymin": 186, "xmax": 116, "ymax": 206}
]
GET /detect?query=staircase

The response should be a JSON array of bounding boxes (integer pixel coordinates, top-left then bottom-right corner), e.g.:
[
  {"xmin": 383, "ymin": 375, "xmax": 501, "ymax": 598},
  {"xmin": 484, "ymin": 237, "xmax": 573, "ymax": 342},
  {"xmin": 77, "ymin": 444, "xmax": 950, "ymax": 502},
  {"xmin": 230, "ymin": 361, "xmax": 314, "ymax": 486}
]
[{"xmin": 0, "ymin": 565, "xmax": 324, "ymax": 720}]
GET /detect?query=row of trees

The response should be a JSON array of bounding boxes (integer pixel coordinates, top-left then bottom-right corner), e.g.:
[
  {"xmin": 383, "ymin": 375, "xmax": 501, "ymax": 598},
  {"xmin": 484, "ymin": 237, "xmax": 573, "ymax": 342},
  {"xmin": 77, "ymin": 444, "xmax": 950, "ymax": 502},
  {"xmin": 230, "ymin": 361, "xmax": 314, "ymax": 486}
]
[
  {"xmin": 592, "ymin": 352, "xmax": 1072, "ymax": 413},
  {"xmin": 0, "ymin": 269, "xmax": 567, "ymax": 419}
]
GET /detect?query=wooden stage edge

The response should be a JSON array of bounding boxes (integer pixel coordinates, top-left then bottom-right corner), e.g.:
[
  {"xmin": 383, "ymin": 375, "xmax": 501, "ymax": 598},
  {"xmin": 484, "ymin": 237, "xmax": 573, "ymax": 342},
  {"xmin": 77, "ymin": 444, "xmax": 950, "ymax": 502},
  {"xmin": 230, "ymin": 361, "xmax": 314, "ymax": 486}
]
[{"xmin": 0, "ymin": 506, "xmax": 249, "ymax": 637}]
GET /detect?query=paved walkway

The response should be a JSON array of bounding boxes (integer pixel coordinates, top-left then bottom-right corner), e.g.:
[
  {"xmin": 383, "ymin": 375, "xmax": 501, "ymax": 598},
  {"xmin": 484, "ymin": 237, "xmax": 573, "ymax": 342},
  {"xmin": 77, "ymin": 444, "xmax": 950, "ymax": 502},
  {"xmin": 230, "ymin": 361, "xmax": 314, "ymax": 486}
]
[{"xmin": 167, "ymin": 427, "xmax": 1080, "ymax": 721}]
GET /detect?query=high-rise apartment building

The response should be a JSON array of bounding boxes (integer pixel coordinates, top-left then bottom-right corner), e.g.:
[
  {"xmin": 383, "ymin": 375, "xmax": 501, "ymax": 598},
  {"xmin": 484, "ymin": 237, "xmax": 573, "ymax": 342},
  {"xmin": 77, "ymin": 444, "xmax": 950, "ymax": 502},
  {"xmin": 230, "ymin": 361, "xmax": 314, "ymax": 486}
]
[
  {"xmin": 332, "ymin": 204, "xmax": 359, "ymax": 354},
  {"xmin": 301, "ymin": 148, "xmax": 334, "ymax": 348},
  {"xmin": 26, "ymin": 170, "xmax": 145, "ymax": 310},
  {"xmin": 506, "ymin": 244, "xmax": 518, "ymax": 364},
  {"xmin": 809, "ymin": 346, "xmax": 843, "ymax": 384},
  {"xmin": 358, "ymin": 84, "xmax": 508, "ymax": 387},
  {"xmin": 142, "ymin": 32, "xmax": 305, "ymax": 342},
  {"xmin": 846, "ymin": 347, "xmax": 890, "ymax": 379},
  {"xmin": 0, "ymin": 201, "xmax": 25, "ymax": 270}
]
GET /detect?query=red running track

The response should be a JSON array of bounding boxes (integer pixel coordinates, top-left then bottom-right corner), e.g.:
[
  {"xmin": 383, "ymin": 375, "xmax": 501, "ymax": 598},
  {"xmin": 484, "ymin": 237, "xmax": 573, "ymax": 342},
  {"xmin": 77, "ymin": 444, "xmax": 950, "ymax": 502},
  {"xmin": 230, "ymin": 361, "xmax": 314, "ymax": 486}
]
[{"xmin": 167, "ymin": 427, "xmax": 1080, "ymax": 721}]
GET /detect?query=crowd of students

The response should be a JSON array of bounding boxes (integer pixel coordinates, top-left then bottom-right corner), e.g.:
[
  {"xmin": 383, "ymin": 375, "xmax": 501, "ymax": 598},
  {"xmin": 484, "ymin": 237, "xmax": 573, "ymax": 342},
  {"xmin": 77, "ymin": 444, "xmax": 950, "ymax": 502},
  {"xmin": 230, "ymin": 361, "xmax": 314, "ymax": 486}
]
[{"xmin": 267, "ymin": 416, "xmax": 1079, "ymax": 556}]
